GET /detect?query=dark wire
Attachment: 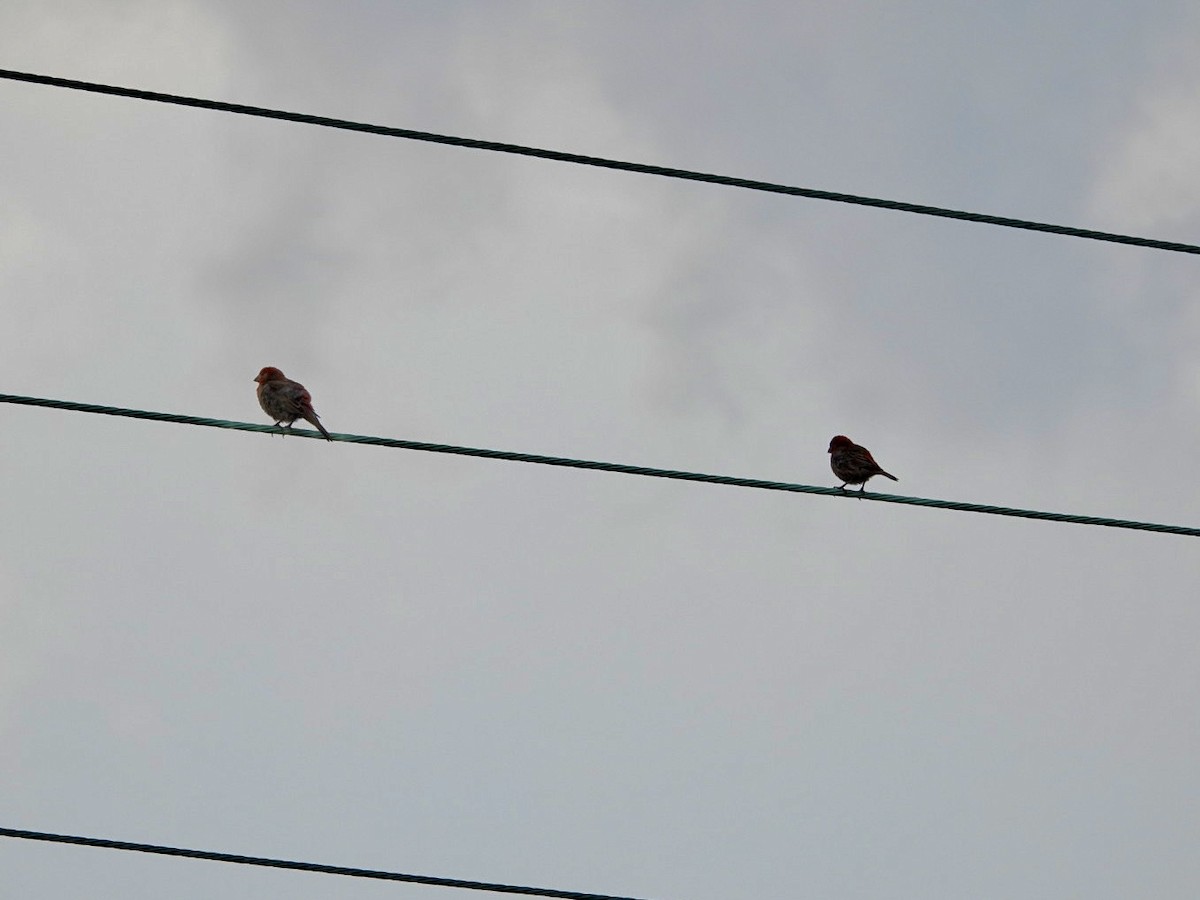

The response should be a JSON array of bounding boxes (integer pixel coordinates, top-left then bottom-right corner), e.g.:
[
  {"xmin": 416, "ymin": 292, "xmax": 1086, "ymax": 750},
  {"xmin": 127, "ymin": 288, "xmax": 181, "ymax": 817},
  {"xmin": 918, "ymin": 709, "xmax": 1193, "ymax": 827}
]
[
  {"xmin": 2, "ymin": 393, "xmax": 1197, "ymax": 537},
  {"xmin": 1, "ymin": 67, "xmax": 1197, "ymax": 255},
  {"xmin": 0, "ymin": 827, "xmax": 654, "ymax": 900}
]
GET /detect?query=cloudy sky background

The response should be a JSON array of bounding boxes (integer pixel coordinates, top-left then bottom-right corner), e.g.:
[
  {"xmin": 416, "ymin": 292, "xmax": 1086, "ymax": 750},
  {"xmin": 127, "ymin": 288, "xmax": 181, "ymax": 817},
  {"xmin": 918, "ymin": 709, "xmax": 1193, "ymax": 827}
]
[{"xmin": 2, "ymin": 2, "xmax": 1200, "ymax": 897}]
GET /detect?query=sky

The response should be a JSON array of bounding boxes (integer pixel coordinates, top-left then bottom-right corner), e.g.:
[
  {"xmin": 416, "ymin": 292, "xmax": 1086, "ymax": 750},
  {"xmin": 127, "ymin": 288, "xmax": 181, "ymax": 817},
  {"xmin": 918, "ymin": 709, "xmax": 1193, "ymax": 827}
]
[{"xmin": 2, "ymin": 2, "xmax": 1200, "ymax": 898}]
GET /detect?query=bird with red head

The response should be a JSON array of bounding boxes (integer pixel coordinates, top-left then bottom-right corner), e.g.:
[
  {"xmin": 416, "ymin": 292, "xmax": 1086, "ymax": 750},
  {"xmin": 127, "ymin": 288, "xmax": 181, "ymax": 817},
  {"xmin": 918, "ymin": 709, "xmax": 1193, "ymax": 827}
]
[{"xmin": 254, "ymin": 366, "xmax": 332, "ymax": 441}]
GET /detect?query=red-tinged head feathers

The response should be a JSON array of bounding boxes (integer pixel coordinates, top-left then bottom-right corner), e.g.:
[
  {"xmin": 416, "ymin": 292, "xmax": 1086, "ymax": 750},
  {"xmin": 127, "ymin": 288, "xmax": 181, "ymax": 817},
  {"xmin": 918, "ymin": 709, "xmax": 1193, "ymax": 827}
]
[
  {"xmin": 254, "ymin": 366, "xmax": 287, "ymax": 384},
  {"xmin": 828, "ymin": 435, "xmax": 855, "ymax": 453}
]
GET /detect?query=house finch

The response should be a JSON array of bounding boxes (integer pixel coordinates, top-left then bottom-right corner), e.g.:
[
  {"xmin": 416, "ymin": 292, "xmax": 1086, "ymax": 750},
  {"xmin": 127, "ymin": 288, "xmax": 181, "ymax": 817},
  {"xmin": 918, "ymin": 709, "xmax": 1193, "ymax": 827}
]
[
  {"xmin": 254, "ymin": 366, "xmax": 332, "ymax": 441},
  {"xmin": 828, "ymin": 435, "xmax": 897, "ymax": 493}
]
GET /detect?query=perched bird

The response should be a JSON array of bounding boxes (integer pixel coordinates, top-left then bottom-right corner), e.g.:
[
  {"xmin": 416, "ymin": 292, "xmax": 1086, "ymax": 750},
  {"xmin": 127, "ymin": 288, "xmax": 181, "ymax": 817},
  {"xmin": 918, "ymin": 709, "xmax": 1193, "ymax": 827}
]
[
  {"xmin": 828, "ymin": 435, "xmax": 897, "ymax": 493},
  {"xmin": 254, "ymin": 366, "xmax": 332, "ymax": 441}
]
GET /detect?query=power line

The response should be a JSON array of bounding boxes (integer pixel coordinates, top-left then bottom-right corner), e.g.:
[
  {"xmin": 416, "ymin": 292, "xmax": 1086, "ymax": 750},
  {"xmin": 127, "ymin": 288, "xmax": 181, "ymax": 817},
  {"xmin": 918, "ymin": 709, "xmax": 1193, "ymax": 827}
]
[
  {"xmin": 1, "ymin": 67, "xmax": 1196, "ymax": 256},
  {"xmin": 0, "ymin": 826, "xmax": 652, "ymax": 899},
  {"xmin": 3, "ymin": 392, "xmax": 1196, "ymax": 538}
]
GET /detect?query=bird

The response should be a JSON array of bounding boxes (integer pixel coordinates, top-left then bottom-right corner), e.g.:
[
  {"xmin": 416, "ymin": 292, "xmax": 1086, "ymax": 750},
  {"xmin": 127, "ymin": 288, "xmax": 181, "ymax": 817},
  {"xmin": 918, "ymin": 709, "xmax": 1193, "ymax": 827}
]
[
  {"xmin": 254, "ymin": 366, "xmax": 332, "ymax": 441},
  {"xmin": 828, "ymin": 435, "xmax": 897, "ymax": 493}
]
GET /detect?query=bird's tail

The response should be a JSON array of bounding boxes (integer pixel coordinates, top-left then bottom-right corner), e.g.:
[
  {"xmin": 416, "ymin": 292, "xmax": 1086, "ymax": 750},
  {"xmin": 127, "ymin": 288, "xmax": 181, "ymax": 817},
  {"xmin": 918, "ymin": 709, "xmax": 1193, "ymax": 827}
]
[
  {"xmin": 879, "ymin": 470, "xmax": 898, "ymax": 481},
  {"xmin": 307, "ymin": 415, "xmax": 333, "ymax": 442}
]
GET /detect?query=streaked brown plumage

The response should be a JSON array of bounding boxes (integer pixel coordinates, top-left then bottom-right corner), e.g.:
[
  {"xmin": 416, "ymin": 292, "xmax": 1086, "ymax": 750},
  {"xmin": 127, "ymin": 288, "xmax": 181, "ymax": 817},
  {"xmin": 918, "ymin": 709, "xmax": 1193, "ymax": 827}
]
[
  {"xmin": 254, "ymin": 366, "xmax": 332, "ymax": 441},
  {"xmin": 828, "ymin": 435, "xmax": 897, "ymax": 492}
]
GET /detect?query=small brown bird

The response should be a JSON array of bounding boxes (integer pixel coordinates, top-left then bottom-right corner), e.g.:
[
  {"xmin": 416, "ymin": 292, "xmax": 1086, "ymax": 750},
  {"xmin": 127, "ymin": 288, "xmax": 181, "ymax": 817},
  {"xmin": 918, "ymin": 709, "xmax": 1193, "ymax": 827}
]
[
  {"xmin": 254, "ymin": 366, "xmax": 332, "ymax": 441},
  {"xmin": 828, "ymin": 435, "xmax": 897, "ymax": 493}
]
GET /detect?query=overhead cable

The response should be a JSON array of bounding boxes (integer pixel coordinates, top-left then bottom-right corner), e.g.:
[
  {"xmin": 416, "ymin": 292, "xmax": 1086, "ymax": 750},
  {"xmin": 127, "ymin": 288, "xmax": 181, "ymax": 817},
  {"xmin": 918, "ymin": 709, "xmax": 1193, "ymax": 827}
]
[
  {"xmin": 2, "ymin": 392, "xmax": 1196, "ymax": 537},
  {"xmin": 0, "ymin": 826, "xmax": 652, "ymax": 900},
  {"xmin": 0, "ymin": 67, "xmax": 1196, "ymax": 255}
]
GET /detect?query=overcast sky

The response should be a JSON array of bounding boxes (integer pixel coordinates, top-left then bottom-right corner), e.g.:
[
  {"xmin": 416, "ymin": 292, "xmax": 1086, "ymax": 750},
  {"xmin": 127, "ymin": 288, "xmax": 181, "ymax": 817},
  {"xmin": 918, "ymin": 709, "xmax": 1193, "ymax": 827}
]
[{"xmin": 3, "ymin": 2, "xmax": 1200, "ymax": 898}]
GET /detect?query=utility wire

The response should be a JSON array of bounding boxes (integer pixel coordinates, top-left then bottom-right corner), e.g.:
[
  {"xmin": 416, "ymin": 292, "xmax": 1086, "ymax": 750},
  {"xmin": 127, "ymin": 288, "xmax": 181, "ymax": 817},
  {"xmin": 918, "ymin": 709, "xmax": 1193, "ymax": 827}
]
[
  {"xmin": 3, "ymin": 392, "xmax": 1196, "ymax": 537},
  {"xmin": 1, "ymin": 67, "xmax": 1196, "ymax": 256},
  {"xmin": 0, "ymin": 826, "xmax": 651, "ymax": 900}
]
